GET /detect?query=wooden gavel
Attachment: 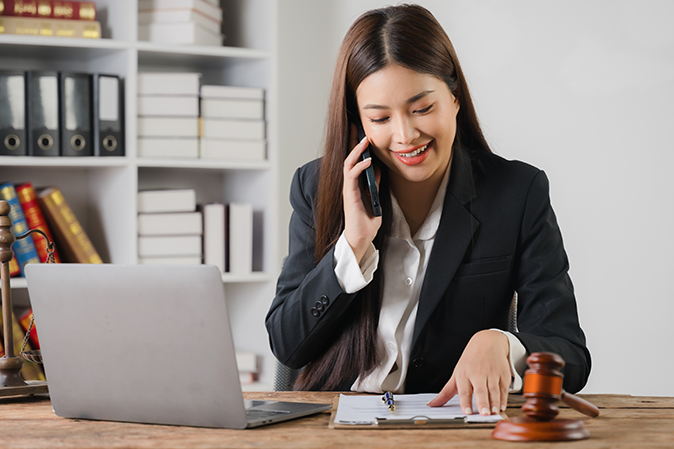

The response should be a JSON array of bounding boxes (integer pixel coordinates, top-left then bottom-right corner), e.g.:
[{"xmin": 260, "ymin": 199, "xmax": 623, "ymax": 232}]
[{"xmin": 492, "ymin": 352, "xmax": 599, "ymax": 441}]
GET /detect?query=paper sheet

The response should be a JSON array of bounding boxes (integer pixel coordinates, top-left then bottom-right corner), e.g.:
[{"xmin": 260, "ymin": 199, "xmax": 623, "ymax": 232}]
[{"xmin": 334, "ymin": 393, "xmax": 503, "ymax": 425}]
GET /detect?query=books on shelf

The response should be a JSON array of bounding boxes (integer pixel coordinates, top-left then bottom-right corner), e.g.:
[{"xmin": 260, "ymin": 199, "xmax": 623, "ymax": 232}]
[
  {"xmin": 37, "ymin": 186, "xmax": 103, "ymax": 264},
  {"xmin": 228, "ymin": 203, "xmax": 253, "ymax": 274},
  {"xmin": 0, "ymin": 0, "xmax": 97, "ymax": 20},
  {"xmin": 199, "ymin": 138, "xmax": 265, "ymax": 161},
  {"xmin": 138, "ymin": 212, "xmax": 202, "ymax": 236},
  {"xmin": 138, "ymin": 0, "xmax": 223, "ymax": 46},
  {"xmin": 15, "ymin": 182, "xmax": 62, "ymax": 263},
  {"xmin": 137, "ymin": 189, "xmax": 202, "ymax": 263},
  {"xmin": 201, "ymin": 203, "xmax": 226, "ymax": 272},
  {"xmin": 0, "ymin": 69, "xmax": 124, "ymax": 158},
  {"xmin": 0, "ymin": 182, "xmax": 41, "ymax": 276},
  {"xmin": 137, "ymin": 189, "xmax": 197, "ymax": 214},
  {"xmin": 137, "ymin": 72, "xmax": 201, "ymax": 158},
  {"xmin": 0, "ymin": 16, "xmax": 101, "ymax": 38}
]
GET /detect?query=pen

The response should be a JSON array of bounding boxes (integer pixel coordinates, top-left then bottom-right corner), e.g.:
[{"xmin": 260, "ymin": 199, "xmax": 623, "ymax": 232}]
[{"xmin": 382, "ymin": 391, "xmax": 395, "ymax": 414}]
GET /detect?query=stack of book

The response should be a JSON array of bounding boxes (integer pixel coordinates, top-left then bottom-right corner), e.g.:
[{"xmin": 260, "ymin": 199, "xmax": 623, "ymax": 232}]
[
  {"xmin": 0, "ymin": 70, "xmax": 124, "ymax": 157},
  {"xmin": 0, "ymin": 0, "xmax": 101, "ymax": 39},
  {"xmin": 1, "ymin": 181, "xmax": 101, "ymax": 278},
  {"xmin": 200, "ymin": 85, "xmax": 266, "ymax": 161},
  {"xmin": 137, "ymin": 72, "xmax": 200, "ymax": 159},
  {"xmin": 200, "ymin": 201, "xmax": 253, "ymax": 274},
  {"xmin": 138, "ymin": 0, "xmax": 223, "ymax": 46},
  {"xmin": 137, "ymin": 189, "xmax": 203, "ymax": 265}
]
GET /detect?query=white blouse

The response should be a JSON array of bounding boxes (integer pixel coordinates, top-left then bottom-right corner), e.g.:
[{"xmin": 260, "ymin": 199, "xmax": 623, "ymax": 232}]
[{"xmin": 333, "ymin": 165, "xmax": 526, "ymax": 394}]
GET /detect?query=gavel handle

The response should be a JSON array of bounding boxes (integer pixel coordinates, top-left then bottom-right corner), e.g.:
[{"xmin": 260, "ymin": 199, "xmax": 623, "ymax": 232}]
[{"xmin": 561, "ymin": 390, "xmax": 600, "ymax": 417}]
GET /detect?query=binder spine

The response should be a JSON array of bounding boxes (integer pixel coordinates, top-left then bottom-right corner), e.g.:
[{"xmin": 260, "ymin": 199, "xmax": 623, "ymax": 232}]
[
  {"xmin": 27, "ymin": 71, "xmax": 60, "ymax": 157},
  {"xmin": 59, "ymin": 72, "xmax": 93, "ymax": 157},
  {"xmin": 93, "ymin": 73, "xmax": 124, "ymax": 157},
  {"xmin": 0, "ymin": 70, "xmax": 28, "ymax": 156}
]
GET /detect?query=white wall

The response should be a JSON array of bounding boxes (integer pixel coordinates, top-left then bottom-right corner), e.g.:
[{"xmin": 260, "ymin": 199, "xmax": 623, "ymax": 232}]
[{"xmin": 277, "ymin": 0, "xmax": 674, "ymax": 396}]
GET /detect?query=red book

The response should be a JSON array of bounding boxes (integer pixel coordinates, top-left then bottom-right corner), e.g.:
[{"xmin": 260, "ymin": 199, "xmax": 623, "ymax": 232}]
[
  {"xmin": 19, "ymin": 309, "xmax": 40, "ymax": 349},
  {"xmin": 15, "ymin": 182, "xmax": 61, "ymax": 263},
  {"xmin": 0, "ymin": 0, "xmax": 96, "ymax": 21}
]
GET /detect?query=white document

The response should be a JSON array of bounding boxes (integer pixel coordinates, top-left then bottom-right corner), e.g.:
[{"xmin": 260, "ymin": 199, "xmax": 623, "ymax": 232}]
[{"xmin": 334, "ymin": 393, "xmax": 502, "ymax": 425}]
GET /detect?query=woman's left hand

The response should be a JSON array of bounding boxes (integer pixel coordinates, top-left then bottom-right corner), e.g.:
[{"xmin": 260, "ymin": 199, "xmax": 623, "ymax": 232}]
[{"xmin": 426, "ymin": 330, "xmax": 511, "ymax": 416}]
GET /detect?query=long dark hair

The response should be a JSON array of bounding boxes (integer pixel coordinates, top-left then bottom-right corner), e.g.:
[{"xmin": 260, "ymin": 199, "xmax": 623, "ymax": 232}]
[{"xmin": 295, "ymin": 4, "xmax": 491, "ymax": 391}]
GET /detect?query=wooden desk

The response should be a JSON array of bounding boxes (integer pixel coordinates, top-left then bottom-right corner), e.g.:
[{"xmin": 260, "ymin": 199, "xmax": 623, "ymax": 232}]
[{"xmin": 0, "ymin": 392, "xmax": 672, "ymax": 448}]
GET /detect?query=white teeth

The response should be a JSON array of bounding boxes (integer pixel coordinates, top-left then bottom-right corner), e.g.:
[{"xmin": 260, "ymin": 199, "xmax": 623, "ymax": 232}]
[{"xmin": 399, "ymin": 143, "xmax": 429, "ymax": 158}]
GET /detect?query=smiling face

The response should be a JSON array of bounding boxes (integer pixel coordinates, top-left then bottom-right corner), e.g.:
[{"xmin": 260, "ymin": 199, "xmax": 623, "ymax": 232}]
[{"xmin": 356, "ymin": 64, "xmax": 460, "ymax": 190}]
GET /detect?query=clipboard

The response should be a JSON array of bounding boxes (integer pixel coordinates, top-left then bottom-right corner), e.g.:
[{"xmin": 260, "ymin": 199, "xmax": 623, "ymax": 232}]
[{"xmin": 328, "ymin": 394, "xmax": 507, "ymax": 429}]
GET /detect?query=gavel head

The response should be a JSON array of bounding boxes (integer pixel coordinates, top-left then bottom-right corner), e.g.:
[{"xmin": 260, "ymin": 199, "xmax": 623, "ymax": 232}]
[{"xmin": 521, "ymin": 352, "xmax": 565, "ymax": 421}]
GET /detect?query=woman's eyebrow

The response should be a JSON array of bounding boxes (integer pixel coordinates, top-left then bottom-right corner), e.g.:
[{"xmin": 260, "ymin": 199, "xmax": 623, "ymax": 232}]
[{"xmin": 362, "ymin": 90, "xmax": 435, "ymax": 110}]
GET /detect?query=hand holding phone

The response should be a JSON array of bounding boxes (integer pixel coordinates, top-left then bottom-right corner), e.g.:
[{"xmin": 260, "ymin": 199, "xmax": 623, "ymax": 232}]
[{"xmin": 355, "ymin": 122, "xmax": 382, "ymax": 217}]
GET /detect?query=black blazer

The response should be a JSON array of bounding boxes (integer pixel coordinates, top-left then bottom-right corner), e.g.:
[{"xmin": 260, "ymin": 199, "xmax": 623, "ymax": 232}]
[{"xmin": 266, "ymin": 147, "xmax": 591, "ymax": 393}]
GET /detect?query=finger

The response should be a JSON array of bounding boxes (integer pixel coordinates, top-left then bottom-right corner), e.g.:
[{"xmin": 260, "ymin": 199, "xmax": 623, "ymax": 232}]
[
  {"xmin": 500, "ymin": 377, "xmax": 509, "ymax": 413},
  {"xmin": 427, "ymin": 376, "xmax": 458, "ymax": 407},
  {"xmin": 457, "ymin": 377, "xmax": 474, "ymax": 416},
  {"xmin": 472, "ymin": 379, "xmax": 491, "ymax": 416},
  {"xmin": 344, "ymin": 157, "xmax": 372, "ymax": 186},
  {"xmin": 487, "ymin": 375, "xmax": 502, "ymax": 415},
  {"xmin": 344, "ymin": 135, "xmax": 370, "ymax": 169}
]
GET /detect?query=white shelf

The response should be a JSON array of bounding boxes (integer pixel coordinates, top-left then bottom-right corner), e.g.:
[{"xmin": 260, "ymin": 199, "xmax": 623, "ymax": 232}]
[
  {"xmin": 136, "ymin": 158, "xmax": 271, "ymax": 170},
  {"xmin": 0, "ymin": 156, "xmax": 128, "ymax": 168}
]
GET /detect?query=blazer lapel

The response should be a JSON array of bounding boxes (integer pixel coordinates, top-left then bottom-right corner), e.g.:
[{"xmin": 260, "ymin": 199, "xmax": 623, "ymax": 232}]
[{"xmin": 412, "ymin": 147, "xmax": 479, "ymax": 346}]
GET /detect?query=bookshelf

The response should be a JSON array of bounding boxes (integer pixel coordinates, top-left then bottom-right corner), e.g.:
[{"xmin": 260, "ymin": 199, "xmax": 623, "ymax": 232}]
[{"xmin": 0, "ymin": 0, "xmax": 279, "ymax": 387}]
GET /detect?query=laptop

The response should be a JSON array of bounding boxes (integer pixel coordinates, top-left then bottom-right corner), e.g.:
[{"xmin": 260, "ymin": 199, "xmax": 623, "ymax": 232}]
[{"xmin": 24, "ymin": 264, "xmax": 330, "ymax": 428}]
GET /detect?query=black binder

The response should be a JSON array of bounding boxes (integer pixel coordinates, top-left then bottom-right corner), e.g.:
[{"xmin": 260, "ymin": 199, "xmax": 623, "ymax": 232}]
[
  {"xmin": 0, "ymin": 71, "xmax": 28, "ymax": 156},
  {"xmin": 93, "ymin": 74, "xmax": 124, "ymax": 156},
  {"xmin": 59, "ymin": 72, "xmax": 93, "ymax": 157},
  {"xmin": 27, "ymin": 71, "xmax": 60, "ymax": 157}
]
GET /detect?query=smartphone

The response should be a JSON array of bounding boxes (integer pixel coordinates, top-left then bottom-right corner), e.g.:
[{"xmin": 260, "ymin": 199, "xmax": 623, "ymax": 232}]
[{"xmin": 355, "ymin": 121, "xmax": 382, "ymax": 217}]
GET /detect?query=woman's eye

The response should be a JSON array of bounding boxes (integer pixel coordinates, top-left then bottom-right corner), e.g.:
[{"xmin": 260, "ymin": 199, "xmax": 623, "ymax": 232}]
[
  {"xmin": 415, "ymin": 104, "xmax": 434, "ymax": 114},
  {"xmin": 368, "ymin": 117, "xmax": 389, "ymax": 124}
]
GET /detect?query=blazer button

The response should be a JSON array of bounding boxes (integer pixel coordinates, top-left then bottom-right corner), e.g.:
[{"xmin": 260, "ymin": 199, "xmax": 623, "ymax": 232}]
[
  {"xmin": 412, "ymin": 358, "xmax": 425, "ymax": 368},
  {"xmin": 320, "ymin": 295, "xmax": 329, "ymax": 306},
  {"xmin": 315, "ymin": 301, "xmax": 324, "ymax": 311},
  {"xmin": 311, "ymin": 308, "xmax": 320, "ymax": 317}
]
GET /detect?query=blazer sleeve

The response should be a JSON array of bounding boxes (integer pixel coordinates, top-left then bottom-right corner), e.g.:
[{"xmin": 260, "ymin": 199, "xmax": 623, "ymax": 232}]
[
  {"xmin": 265, "ymin": 164, "xmax": 360, "ymax": 369},
  {"xmin": 512, "ymin": 170, "xmax": 591, "ymax": 393}
]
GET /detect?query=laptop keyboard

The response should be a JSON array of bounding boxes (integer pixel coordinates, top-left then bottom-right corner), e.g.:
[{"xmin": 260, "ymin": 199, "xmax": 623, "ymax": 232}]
[{"xmin": 246, "ymin": 409, "xmax": 290, "ymax": 420}]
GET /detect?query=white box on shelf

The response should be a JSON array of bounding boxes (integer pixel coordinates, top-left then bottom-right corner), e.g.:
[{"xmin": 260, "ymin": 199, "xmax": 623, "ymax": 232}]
[
  {"xmin": 138, "ymin": 0, "xmax": 222, "ymax": 22},
  {"xmin": 200, "ymin": 85, "xmax": 264, "ymax": 100},
  {"xmin": 201, "ymin": 203, "xmax": 226, "ymax": 272},
  {"xmin": 200, "ymin": 98, "xmax": 264, "ymax": 120},
  {"xmin": 138, "ymin": 212, "xmax": 203, "ymax": 236},
  {"xmin": 138, "ymin": 10, "xmax": 221, "ymax": 34},
  {"xmin": 137, "ymin": 72, "xmax": 201, "ymax": 96},
  {"xmin": 228, "ymin": 203, "xmax": 252, "ymax": 274},
  {"xmin": 235, "ymin": 352, "xmax": 258, "ymax": 373},
  {"xmin": 138, "ymin": 189, "xmax": 197, "ymax": 214},
  {"xmin": 138, "ymin": 235, "xmax": 202, "ymax": 257},
  {"xmin": 138, "ymin": 137, "xmax": 199, "ymax": 158},
  {"xmin": 137, "ymin": 96, "xmax": 199, "ymax": 117},
  {"xmin": 200, "ymin": 139, "xmax": 265, "ymax": 161},
  {"xmin": 139, "ymin": 22, "xmax": 223, "ymax": 46},
  {"xmin": 201, "ymin": 118, "xmax": 265, "ymax": 140},
  {"xmin": 138, "ymin": 117, "xmax": 200, "ymax": 137},
  {"xmin": 139, "ymin": 256, "xmax": 202, "ymax": 265}
]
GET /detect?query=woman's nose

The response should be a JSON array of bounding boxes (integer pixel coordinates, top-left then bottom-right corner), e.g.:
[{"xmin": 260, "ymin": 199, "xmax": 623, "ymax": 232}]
[{"xmin": 392, "ymin": 115, "xmax": 419, "ymax": 145}]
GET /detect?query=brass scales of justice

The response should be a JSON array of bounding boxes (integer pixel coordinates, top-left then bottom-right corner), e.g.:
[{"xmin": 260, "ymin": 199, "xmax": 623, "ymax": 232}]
[{"xmin": 0, "ymin": 199, "xmax": 51, "ymax": 397}]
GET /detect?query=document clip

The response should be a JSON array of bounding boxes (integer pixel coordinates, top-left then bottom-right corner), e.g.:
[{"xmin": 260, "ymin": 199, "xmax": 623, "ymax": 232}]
[{"xmin": 375, "ymin": 416, "xmax": 468, "ymax": 426}]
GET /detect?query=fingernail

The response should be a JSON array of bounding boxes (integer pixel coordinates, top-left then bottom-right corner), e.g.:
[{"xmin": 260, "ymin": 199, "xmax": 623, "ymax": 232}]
[
  {"xmin": 464, "ymin": 407, "xmax": 472, "ymax": 415},
  {"xmin": 360, "ymin": 136, "xmax": 368, "ymax": 143},
  {"xmin": 481, "ymin": 407, "xmax": 489, "ymax": 416},
  {"xmin": 492, "ymin": 406, "xmax": 499, "ymax": 415},
  {"xmin": 501, "ymin": 404, "xmax": 507, "ymax": 411}
]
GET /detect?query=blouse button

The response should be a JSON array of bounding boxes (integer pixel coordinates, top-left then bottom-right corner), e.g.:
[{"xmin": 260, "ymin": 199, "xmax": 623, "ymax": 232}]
[{"xmin": 405, "ymin": 277, "xmax": 413, "ymax": 286}]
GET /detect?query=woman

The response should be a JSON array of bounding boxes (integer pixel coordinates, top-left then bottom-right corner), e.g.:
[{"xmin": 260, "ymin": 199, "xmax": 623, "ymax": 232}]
[{"xmin": 266, "ymin": 4, "xmax": 590, "ymax": 417}]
